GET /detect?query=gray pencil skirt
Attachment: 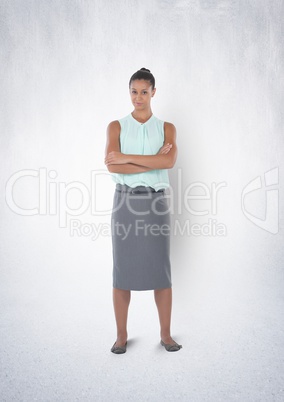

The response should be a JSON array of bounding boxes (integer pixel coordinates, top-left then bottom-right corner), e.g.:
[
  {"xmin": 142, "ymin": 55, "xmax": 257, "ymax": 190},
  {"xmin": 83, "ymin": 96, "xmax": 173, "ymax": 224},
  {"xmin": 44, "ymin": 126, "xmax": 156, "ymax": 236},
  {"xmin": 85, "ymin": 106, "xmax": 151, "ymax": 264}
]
[{"xmin": 111, "ymin": 183, "xmax": 172, "ymax": 291}]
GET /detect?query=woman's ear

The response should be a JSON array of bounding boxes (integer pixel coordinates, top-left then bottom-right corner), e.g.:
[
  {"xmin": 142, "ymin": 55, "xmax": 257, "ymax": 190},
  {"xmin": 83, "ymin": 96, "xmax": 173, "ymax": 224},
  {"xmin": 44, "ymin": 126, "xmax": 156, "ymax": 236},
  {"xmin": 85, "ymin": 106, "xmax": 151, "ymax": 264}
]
[{"xmin": 152, "ymin": 88, "xmax": 156, "ymax": 97}]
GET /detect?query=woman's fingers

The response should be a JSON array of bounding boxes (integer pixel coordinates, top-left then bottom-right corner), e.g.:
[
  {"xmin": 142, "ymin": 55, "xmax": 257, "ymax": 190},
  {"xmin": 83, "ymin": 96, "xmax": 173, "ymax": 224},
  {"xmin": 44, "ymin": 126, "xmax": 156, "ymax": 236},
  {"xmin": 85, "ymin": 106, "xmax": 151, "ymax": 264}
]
[
  {"xmin": 158, "ymin": 143, "xmax": 172, "ymax": 154},
  {"xmin": 105, "ymin": 151, "xmax": 127, "ymax": 165},
  {"xmin": 104, "ymin": 155, "xmax": 112, "ymax": 164}
]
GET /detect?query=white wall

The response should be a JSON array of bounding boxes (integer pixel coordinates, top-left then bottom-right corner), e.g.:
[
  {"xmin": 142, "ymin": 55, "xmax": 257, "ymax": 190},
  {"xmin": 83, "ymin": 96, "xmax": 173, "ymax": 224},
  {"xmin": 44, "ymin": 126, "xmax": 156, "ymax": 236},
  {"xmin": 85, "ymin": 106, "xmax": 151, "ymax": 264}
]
[{"xmin": 1, "ymin": 1, "xmax": 283, "ymax": 401}]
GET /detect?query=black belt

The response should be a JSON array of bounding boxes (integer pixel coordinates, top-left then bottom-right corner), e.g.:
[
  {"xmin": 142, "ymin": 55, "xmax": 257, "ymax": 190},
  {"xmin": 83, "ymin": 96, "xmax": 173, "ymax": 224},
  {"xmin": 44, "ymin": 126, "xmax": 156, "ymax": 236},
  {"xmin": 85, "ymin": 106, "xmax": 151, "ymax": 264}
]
[{"xmin": 116, "ymin": 184, "xmax": 164, "ymax": 194}]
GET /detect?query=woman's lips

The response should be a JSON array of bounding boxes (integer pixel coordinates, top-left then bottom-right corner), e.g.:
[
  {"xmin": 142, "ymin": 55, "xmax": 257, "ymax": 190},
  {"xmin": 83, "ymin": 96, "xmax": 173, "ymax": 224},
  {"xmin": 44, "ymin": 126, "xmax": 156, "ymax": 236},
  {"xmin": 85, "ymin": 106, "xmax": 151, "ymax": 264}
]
[{"xmin": 136, "ymin": 103, "xmax": 143, "ymax": 106}]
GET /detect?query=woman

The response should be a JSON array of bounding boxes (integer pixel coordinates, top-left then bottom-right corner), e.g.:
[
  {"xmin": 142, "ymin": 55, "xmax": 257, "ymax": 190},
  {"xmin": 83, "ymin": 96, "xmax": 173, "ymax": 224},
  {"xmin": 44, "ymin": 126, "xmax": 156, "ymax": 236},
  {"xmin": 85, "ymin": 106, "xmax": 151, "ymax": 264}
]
[{"xmin": 105, "ymin": 68, "xmax": 182, "ymax": 353}]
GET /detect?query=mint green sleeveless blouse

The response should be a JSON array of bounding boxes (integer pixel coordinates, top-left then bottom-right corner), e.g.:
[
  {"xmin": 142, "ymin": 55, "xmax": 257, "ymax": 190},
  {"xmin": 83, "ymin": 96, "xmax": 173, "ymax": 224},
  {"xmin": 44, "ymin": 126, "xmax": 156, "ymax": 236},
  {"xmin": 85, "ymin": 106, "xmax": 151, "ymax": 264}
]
[{"xmin": 111, "ymin": 113, "xmax": 170, "ymax": 191}]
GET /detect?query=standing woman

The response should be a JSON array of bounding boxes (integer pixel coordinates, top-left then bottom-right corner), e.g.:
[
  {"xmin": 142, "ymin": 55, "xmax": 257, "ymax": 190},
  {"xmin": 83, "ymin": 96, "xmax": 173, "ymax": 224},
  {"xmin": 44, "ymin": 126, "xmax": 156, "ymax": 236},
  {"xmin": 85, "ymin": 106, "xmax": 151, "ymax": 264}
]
[{"xmin": 105, "ymin": 68, "xmax": 182, "ymax": 353}]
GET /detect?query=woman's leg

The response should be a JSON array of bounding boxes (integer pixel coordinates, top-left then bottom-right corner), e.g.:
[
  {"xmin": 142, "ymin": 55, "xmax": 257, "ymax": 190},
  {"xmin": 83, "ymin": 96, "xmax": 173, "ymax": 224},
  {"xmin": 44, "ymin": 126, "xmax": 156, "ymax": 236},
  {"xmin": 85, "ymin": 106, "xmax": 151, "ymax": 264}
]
[
  {"xmin": 113, "ymin": 287, "xmax": 131, "ymax": 346},
  {"xmin": 154, "ymin": 287, "xmax": 177, "ymax": 345}
]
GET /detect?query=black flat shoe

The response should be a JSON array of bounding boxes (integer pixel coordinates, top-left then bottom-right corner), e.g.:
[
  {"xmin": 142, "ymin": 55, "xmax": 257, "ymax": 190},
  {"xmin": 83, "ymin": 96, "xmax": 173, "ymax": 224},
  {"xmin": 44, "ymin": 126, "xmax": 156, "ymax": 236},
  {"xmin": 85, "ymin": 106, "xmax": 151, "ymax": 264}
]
[
  {"xmin": 160, "ymin": 340, "xmax": 182, "ymax": 352},
  {"xmin": 111, "ymin": 341, "xmax": 127, "ymax": 354}
]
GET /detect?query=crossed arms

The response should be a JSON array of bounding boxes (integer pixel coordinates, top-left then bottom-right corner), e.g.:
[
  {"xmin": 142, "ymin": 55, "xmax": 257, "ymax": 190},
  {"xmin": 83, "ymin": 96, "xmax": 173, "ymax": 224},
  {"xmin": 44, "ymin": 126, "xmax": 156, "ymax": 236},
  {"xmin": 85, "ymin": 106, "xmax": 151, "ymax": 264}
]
[{"xmin": 104, "ymin": 120, "xmax": 177, "ymax": 173}]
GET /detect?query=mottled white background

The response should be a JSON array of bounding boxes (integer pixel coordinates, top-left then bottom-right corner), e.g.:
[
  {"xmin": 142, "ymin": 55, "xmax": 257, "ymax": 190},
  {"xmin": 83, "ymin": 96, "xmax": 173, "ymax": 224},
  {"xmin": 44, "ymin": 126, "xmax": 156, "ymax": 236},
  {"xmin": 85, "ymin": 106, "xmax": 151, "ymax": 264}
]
[{"xmin": 1, "ymin": 0, "xmax": 284, "ymax": 401}]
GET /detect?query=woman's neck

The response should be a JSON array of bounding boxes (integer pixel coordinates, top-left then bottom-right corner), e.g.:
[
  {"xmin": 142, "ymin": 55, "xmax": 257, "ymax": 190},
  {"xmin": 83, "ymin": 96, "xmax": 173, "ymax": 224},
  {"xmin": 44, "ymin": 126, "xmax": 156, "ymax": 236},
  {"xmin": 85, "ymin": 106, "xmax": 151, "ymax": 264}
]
[{"xmin": 131, "ymin": 109, "xmax": 153, "ymax": 123}]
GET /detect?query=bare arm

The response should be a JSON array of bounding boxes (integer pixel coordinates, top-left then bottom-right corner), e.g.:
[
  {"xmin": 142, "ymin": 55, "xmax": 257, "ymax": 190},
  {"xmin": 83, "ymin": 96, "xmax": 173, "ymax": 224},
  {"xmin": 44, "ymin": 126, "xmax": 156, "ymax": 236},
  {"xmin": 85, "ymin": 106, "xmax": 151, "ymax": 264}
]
[
  {"xmin": 107, "ymin": 163, "xmax": 153, "ymax": 174},
  {"xmin": 105, "ymin": 122, "xmax": 178, "ymax": 169}
]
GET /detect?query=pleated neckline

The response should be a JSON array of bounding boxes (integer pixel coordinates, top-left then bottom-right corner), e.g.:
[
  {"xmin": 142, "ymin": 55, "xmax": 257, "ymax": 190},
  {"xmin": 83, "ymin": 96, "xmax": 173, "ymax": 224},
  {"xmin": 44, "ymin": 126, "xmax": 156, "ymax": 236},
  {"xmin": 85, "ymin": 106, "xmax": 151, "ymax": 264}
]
[{"xmin": 130, "ymin": 113, "xmax": 154, "ymax": 126}]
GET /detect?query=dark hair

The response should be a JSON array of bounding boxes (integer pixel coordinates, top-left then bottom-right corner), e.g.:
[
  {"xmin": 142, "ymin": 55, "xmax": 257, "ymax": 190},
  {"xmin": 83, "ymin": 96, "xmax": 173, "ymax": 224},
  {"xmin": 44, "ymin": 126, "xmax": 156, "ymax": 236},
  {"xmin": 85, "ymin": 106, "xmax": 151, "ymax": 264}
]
[{"xmin": 129, "ymin": 67, "xmax": 155, "ymax": 89}]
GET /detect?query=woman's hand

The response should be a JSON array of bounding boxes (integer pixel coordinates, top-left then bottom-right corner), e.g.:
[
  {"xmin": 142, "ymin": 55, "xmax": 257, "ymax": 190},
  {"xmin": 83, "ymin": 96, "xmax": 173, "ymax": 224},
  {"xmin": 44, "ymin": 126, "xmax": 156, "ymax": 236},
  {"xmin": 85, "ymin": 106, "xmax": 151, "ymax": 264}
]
[
  {"xmin": 157, "ymin": 143, "xmax": 172, "ymax": 154},
  {"xmin": 105, "ymin": 151, "xmax": 129, "ymax": 165}
]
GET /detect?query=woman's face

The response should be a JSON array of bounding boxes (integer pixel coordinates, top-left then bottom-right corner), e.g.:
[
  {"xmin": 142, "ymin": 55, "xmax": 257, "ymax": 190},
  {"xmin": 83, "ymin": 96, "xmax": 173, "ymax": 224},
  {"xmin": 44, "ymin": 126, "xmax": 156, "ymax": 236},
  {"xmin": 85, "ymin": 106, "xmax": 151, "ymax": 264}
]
[{"xmin": 129, "ymin": 79, "xmax": 156, "ymax": 111}]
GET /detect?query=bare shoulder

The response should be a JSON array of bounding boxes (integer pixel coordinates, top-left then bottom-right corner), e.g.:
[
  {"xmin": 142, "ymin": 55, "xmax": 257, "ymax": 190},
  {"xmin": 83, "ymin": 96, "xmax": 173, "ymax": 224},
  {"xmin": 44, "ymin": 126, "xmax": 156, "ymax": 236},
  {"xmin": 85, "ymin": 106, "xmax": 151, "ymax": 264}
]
[
  {"xmin": 163, "ymin": 121, "xmax": 177, "ymax": 138},
  {"xmin": 164, "ymin": 121, "xmax": 176, "ymax": 129},
  {"xmin": 107, "ymin": 120, "xmax": 121, "ymax": 134},
  {"xmin": 105, "ymin": 120, "xmax": 121, "ymax": 154}
]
